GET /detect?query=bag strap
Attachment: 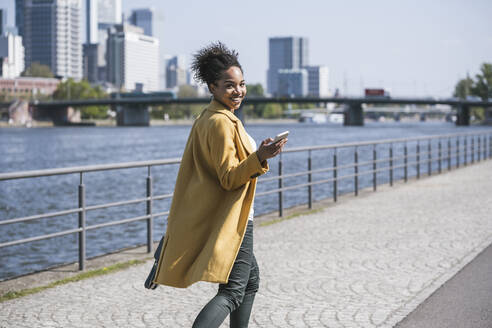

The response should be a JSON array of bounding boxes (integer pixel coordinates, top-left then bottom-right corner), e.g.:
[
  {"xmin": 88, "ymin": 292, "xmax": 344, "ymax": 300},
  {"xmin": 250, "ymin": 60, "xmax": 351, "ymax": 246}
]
[{"xmin": 154, "ymin": 235, "xmax": 165, "ymax": 261}]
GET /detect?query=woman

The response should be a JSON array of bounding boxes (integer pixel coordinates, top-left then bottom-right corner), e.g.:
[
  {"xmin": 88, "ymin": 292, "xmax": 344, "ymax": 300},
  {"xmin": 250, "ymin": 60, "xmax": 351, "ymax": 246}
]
[{"xmin": 151, "ymin": 42, "xmax": 287, "ymax": 327}]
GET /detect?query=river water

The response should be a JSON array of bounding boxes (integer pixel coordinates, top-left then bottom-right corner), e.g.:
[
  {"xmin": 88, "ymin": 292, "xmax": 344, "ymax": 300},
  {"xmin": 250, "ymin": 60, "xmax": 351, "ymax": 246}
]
[{"xmin": 0, "ymin": 121, "xmax": 490, "ymax": 280}]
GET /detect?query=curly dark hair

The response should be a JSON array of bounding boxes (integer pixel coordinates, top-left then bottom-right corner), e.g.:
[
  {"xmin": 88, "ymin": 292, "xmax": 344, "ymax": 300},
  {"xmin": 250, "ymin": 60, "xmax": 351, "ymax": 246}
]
[{"xmin": 191, "ymin": 42, "xmax": 243, "ymax": 87}]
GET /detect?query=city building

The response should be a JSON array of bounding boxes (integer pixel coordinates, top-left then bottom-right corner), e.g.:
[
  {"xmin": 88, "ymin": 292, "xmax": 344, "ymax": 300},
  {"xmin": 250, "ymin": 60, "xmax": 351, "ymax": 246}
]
[
  {"xmin": 95, "ymin": 0, "xmax": 122, "ymax": 82},
  {"xmin": 83, "ymin": 0, "xmax": 123, "ymax": 83},
  {"xmin": 97, "ymin": 0, "xmax": 122, "ymax": 47},
  {"xmin": 267, "ymin": 36, "xmax": 309, "ymax": 96},
  {"xmin": 23, "ymin": 0, "xmax": 82, "ymax": 80},
  {"xmin": 83, "ymin": 44, "xmax": 99, "ymax": 82},
  {"xmin": 267, "ymin": 36, "xmax": 330, "ymax": 98},
  {"xmin": 98, "ymin": 0, "xmax": 121, "ymax": 25},
  {"xmin": 305, "ymin": 65, "xmax": 329, "ymax": 97},
  {"xmin": 129, "ymin": 8, "xmax": 153, "ymax": 36},
  {"xmin": 15, "ymin": 0, "xmax": 24, "ymax": 37},
  {"xmin": 86, "ymin": 0, "xmax": 98, "ymax": 44},
  {"xmin": 165, "ymin": 55, "xmax": 188, "ymax": 89},
  {"xmin": 0, "ymin": 32, "xmax": 25, "ymax": 78},
  {"xmin": 106, "ymin": 24, "xmax": 159, "ymax": 92},
  {"xmin": 0, "ymin": 9, "xmax": 6, "ymax": 35},
  {"xmin": 83, "ymin": 0, "xmax": 99, "ymax": 82},
  {"xmin": 277, "ymin": 69, "xmax": 308, "ymax": 97},
  {"xmin": 0, "ymin": 77, "xmax": 60, "ymax": 97}
]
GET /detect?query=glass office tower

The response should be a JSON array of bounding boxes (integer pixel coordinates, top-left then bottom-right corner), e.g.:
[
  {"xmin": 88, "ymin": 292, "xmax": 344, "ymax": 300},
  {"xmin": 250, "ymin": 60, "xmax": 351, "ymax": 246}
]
[
  {"xmin": 267, "ymin": 36, "xmax": 309, "ymax": 96},
  {"xmin": 24, "ymin": 0, "xmax": 82, "ymax": 79}
]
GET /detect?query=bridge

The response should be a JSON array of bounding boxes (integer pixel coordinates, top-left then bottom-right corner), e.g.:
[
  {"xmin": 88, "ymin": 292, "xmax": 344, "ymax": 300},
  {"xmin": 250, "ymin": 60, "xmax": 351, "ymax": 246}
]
[
  {"xmin": 289, "ymin": 105, "xmax": 454, "ymax": 123},
  {"xmin": 343, "ymin": 105, "xmax": 454, "ymax": 122},
  {"xmin": 3, "ymin": 95, "xmax": 490, "ymax": 126}
]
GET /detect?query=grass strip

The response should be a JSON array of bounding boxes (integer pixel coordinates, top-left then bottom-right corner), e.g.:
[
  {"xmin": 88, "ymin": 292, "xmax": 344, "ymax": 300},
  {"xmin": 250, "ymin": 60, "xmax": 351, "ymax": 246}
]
[
  {"xmin": 259, "ymin": 208, "xmax": 324, "ymax": 227},
  {"xmin": 0, "ymin": 259, "xmax": 148, "ymax": 303},
  {"xmin": 2, "ymin": 208, "xmax": 325, "ymax": 302}
]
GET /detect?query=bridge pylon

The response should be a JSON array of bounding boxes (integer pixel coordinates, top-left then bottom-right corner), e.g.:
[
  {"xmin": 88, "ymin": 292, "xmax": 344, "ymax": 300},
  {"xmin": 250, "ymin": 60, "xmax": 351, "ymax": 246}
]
[
  {"xmin": 115, "ymin": 104, "xmax": 150, "ymax": 126},
  {"xmin": 344, "ymin": 103, "xmax": 364, "ymax": 126},
  {"xmin": 456, "ymin": 105, "xmax": 470, "ymax": 126}
]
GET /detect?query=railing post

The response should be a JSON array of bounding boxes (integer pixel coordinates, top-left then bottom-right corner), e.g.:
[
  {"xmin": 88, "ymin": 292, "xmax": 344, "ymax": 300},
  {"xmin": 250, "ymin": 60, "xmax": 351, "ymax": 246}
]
[
  {"xmin": 389, "ymin": 144, "xmax": 393, "ymax": 186},
  {"xmin": 464, "ymin": 136, "xmax": 467, "ymax": 166},
  {"xmin": 404, "ymin": 142, "xmax": 408, "ymax": 182},
  {"xmin": 471, "ymin": 136, "xmax": 474, "ymax": 164},
  {"xmin": 483, "ymin": 135, "xmax": 486, "ymax": 160},
  {"xmin": 373, "ymin": 145, "xmax": 377, "ymax": 191},
  {"xmin": 489, "ymin": 135, "xmax": 492, "ymax": 159},
  {"xmin": 438, "ymin": 139, "xmax": 442, "ymax": 174},
  {"xmin": 448, "ymin": 138, "xmax": 451, "ymax": 170},
  {"xmin": 333, "ymin": 149, "xmax": 338, "ymax": 202},
  {"xmin": 354, "ymin": 147, "xmax": 359, "ymax": 196},
  {"xmin": 417, "ymin": 141, "xmax": 420, "ymax": 179},
  {"xmin": 428, "ymin": 140, "xmax": 432, "ymax": 176},
  {"xmin": 146, "ymin": 166, "xmax": 153, "ymax": 253},
  {"xmin": 78, "ymin": 173, "xmax": 86, "ymax": 271},
  {"xmin": 308, "ymin": 150, "xmax": 312, "ymax": 209},
  {"xmin": 278, "ymin": 154, "xmax": 283, "ymax": 217},
  {"xmin": 478, "ymin": 135, "xmax": 481, "ymax": 162},
  {"xmin": 456, "ymin": 137, "xmax": 460, "ymax": 168}
]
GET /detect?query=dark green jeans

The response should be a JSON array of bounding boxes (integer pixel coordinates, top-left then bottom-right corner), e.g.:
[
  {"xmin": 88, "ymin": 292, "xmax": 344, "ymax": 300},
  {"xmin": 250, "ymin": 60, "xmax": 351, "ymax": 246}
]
[{"xmin": 192, "ymin": 220, "xmax": 259, "ymax": 328}]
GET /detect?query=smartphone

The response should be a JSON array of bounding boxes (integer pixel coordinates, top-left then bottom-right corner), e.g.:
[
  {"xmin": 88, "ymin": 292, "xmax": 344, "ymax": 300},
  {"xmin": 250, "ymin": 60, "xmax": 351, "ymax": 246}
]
[{"xmin": 273, "ymin": 131, "xmax": 289, "ymax": 143}]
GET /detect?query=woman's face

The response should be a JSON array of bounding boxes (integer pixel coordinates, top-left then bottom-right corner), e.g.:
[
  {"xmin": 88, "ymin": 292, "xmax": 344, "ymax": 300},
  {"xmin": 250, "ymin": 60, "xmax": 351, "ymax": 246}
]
[{"xmin": 209, "ymin": 66, "xmax": 247, "ymax": 112}]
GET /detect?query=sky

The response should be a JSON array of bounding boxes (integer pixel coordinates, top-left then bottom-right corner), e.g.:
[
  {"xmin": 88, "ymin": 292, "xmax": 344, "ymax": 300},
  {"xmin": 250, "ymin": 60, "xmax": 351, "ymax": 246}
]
[{"xmin": 2, "ymin": 0, "xmax": 492, "ymax": 97}]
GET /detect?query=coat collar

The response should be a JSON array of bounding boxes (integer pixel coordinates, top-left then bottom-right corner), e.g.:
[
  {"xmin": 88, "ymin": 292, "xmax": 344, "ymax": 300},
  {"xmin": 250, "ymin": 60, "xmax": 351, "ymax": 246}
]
[
  {"xmin": 206, "ymin": 99, "xmax": 253, "ymax": 155},
  {"xmin": 206, "ymin": 99, "xmax": 239, "ymax": 122}
]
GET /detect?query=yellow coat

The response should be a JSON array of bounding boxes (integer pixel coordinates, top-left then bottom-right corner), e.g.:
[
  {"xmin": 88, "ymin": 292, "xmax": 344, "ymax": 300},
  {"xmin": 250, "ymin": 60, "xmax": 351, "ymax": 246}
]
[{"xmin": 153, "ymin": 100, "xmax": 269, "ymax": 288}]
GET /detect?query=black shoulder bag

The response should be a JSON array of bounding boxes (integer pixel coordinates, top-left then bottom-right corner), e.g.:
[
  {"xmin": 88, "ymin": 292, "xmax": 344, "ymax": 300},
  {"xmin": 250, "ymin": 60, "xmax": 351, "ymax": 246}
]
[{"xmin": 144, "ymin": 236, "xmax": 165, "ymax": 290}]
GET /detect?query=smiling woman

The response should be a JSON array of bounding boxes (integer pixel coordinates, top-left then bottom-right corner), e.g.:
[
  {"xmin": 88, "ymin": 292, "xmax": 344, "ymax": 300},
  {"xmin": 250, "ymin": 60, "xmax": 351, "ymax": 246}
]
[
  {"xmin": 190, "ymin": 42, "xmax": 246, "ymax": 112},
  {"xmin": 209, "ymin": 66, "xmax": 247, "ymax": 112},
  {"xmin": 148, "ymin": 42, "xmax": 287, "ymax": 328}
]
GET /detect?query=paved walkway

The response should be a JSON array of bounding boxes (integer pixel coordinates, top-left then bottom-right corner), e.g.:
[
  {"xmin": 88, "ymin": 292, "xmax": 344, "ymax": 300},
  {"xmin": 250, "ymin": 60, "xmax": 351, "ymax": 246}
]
[
  {"xmin": 1, "ymin": 160, "xmax": 492, "ymax": 328},
  {"xmin": 396, "ymin": 242, "xmax": 492, "ymax": 328}
]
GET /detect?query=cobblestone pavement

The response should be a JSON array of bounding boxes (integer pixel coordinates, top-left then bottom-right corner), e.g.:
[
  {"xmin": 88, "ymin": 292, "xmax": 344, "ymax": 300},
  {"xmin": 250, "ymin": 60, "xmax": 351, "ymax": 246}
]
[{"xmin": 2, "ymin": 160, "xmax": 492, "ymax": 328}]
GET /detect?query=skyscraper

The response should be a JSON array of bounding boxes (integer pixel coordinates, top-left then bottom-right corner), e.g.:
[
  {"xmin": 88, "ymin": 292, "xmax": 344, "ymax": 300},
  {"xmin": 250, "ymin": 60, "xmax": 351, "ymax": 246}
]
[
  {"xmin": 305, "ymin": 66, "xmax": 329, "ymax": 97},
  {"xmin": 24, "ymin": 0, "xmax": 82, "ymax": 80},
  {"xmin": 98, "ymin": 0, "xmax": 121, "ymax": 25},
  {"xmin": 106, "ymin": 24, "xmax": 159, "ymax": 92},
  {"xmin": 83, "ymin": 43, "xmax": 99, "ymax": 82},
  {"xmin": 0, "ymin": 9, "xmax": 6, "ymax": 35},
  {"xmin": 0, "ymin": 32, "xmax": 25, "ymax": 78},
  {"xmin": 95, "ymin": 0, "xmax": 122, "ymax": 81},
  {"xmin": 277, "ymin": 68, "xmax": 308, "ymax": 97},
  {"xmin": 15, "ymin": 0, "xmax": 24, "ymax": 37},
  {"xmin": 83, "ymin": 0, "xmax": 98, "ymax": 82},
  {"xmin": 267, "ymin": 37, "xmax": 309, "ymax": 96},
  {"xmin": 165, "ymin": 55, "xmax": 188, "ymax": 89},
  {"xmin": 86, "ymin": 0, "xmax": 98, "ymax": 44},
  {"xmin": 129, "ymin": 8, "xmax": 153, "ymax": 36}
]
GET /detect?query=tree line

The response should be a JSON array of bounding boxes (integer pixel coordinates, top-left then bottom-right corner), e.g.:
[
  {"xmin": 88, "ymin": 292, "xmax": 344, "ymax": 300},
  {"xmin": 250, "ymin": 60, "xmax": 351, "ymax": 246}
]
[
  {"xmin": 454, "ymin": 63, "xmax": 492, "ymax": 101},
  {"xmin": 453, "ymin": 63, "xmax": 492, "ymax": 122}
]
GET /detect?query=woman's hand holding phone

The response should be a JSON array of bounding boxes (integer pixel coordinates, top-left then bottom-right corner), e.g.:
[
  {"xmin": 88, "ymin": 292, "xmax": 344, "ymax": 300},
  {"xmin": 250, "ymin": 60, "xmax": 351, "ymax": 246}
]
[
  {"xmin": 256, "ymin": 131, "xmax": 289, "ymax": 163},
  {"xmin": 272, "ymin": 131, "xmax": 289, "ymax": 143}
]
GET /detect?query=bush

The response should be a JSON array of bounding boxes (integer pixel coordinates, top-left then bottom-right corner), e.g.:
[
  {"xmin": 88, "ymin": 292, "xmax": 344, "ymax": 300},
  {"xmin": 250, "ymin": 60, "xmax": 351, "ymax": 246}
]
[
  {"xmin": 262, "ymin": 103, "xmax": 283, "ymax": 118},
  {"xmin": 53, "ymin": 79, "xmax": 108, "ymax": 119}
]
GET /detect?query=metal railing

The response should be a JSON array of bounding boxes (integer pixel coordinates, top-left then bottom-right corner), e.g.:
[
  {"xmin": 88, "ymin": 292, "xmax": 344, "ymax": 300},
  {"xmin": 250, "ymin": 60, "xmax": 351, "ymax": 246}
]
[
  {"xmin": 0, "ymin": 159, "xmax": 180, "ymax": 271},
  {"xmin": 259, "ymin": 131, "xmax": 492, "ymax": 217},
  {"xmin": 1, "ymin": 131, "xmax": 491, "ymax": 272}
]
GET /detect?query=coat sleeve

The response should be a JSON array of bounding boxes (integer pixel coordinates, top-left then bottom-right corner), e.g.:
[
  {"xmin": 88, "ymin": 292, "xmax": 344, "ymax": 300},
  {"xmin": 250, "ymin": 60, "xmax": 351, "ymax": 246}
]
[{"xmin": 209, "ymin": 117, "xmax": 268, "ymax": 191}]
